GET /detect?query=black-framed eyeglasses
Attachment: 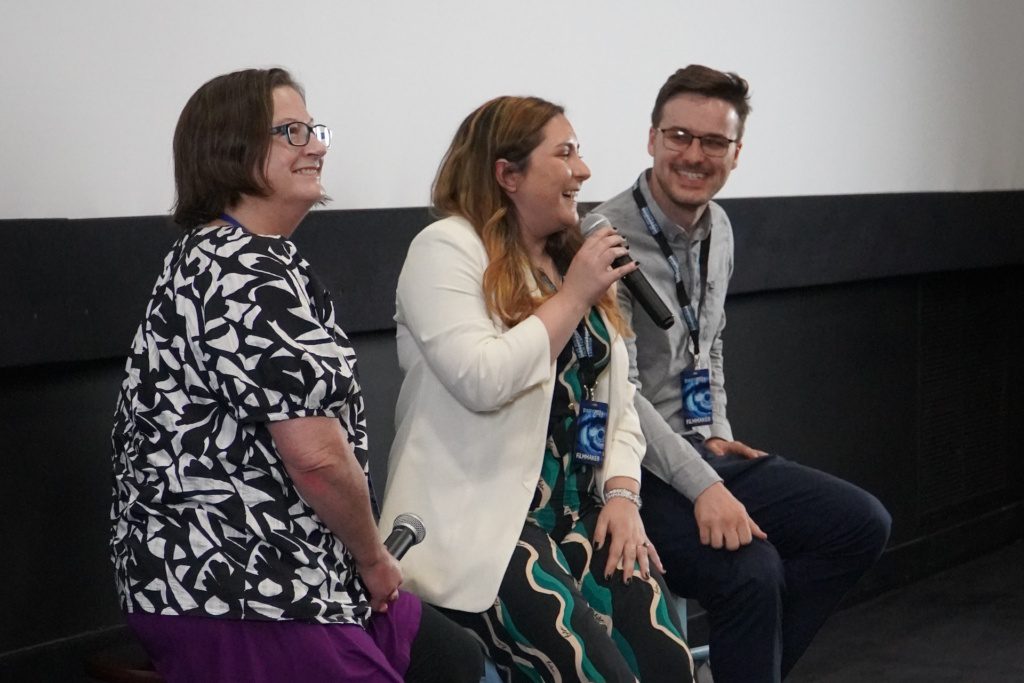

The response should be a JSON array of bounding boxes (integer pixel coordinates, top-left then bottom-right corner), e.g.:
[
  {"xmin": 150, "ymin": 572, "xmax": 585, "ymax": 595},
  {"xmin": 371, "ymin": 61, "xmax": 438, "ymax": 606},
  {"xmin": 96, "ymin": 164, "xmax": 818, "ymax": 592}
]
[
  {"xmin": 271, "ymin": 122, "xmax": 332, "ymax": 148},
  {"xmin": 658, "ymin": 127, "xmax": 736, "ymax": 158}
]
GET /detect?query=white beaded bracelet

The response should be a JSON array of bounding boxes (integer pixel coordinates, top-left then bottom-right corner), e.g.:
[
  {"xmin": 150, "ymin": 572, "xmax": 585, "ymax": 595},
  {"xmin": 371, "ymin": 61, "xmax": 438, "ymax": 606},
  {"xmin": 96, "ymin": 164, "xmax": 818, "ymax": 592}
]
[{"xmin": 605, "ymin": 488, "xmax": 642, "ymax": 509}]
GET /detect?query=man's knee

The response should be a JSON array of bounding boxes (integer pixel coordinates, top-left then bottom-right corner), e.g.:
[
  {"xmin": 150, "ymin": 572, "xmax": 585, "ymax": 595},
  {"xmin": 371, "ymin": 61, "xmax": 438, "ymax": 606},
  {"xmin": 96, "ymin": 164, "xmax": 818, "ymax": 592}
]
[
  {"xmin": 852, "ymin": 489, "xmax": 892, "ymax": 561},
  {"xmin": 714, "ymin": 542, "xmax": 786, "ymax": 610},
  {"xmin": 809, "ymin": 470, "xmax": 892, "ymax": 564},
  {"xmin": 823, "ymin": 478, "xmax": 892, "ymax": 553},
  {"xmin": 742, "ymin": 544, "xmax": 786, "ymax": 598}
]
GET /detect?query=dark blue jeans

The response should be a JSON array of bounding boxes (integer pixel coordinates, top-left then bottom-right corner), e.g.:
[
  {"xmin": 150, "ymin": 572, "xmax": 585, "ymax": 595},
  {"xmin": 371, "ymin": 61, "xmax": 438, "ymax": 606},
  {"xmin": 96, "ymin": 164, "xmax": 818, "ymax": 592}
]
[{"xmin": 640, "ymin": 445, "xmax": 891, "ymax": 683}]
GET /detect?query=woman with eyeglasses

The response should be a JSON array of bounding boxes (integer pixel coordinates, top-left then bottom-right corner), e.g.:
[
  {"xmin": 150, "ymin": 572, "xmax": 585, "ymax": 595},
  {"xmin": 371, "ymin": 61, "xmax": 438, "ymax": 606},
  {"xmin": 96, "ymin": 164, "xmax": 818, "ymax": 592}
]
[
  {"xmin": 109, "ymin": 68, "xmax": 482, "ymax": 683},
  {"xmin": 379, "ymin": 96, "xmax": 694, "ymax": 682}
]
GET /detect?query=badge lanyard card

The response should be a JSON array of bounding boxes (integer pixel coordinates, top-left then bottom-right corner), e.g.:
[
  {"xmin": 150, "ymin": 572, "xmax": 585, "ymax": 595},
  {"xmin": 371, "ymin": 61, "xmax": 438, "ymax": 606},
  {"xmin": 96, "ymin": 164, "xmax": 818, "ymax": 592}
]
[
  {"xmin": 536, "ymin": 270, "xmax": 610, "ymax": 466},
  {"xmin": 631, "ymin": 177, "xmax": 713, "ymax": 428},
  {"xmin": 570, "ymin": 322, "xmax": 610, "ymax": 466}
]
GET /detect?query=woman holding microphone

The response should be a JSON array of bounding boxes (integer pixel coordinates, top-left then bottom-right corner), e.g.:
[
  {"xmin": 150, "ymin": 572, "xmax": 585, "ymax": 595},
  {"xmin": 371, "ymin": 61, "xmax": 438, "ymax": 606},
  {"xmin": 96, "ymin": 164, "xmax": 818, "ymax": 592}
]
[{"xmin": 380, "ymin": 96, "xmax": 693, "ymax": 682}]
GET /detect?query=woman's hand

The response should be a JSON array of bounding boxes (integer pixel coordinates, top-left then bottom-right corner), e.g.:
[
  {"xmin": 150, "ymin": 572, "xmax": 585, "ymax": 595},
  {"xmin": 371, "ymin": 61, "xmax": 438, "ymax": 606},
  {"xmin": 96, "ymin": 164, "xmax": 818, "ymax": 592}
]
[
  {"xmin": 594, "ymin": 497, "xmax": 665, "ymax": 584},
  {"xmin": 560, "ymin": 226, "xmax": 637, "ymax": 310},
  {"xmin": 535, "ymin": 225, "xmax": 638, "ymax": 363},
  {"xmin": 356, "ymin": 544, "xmax": 403, "ymax": 613}
]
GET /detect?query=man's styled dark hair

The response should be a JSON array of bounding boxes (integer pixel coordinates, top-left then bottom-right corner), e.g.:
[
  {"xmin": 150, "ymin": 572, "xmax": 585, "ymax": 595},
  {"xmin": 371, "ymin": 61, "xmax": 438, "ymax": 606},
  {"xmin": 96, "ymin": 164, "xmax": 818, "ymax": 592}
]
[
  {"xmin": 171, "ymin": 68, "xmax": 303, "ymax": 230},
  {"xmin": 651, "ymin": 65, "xmax": 752, "ymax": 139}
]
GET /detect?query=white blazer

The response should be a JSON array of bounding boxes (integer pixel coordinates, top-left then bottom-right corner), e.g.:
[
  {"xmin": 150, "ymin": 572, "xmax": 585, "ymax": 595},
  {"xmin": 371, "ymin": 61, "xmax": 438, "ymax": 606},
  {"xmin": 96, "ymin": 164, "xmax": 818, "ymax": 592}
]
[{"xmin": 379, "ymin": 216, "xmax": 645, "ymax": 612}]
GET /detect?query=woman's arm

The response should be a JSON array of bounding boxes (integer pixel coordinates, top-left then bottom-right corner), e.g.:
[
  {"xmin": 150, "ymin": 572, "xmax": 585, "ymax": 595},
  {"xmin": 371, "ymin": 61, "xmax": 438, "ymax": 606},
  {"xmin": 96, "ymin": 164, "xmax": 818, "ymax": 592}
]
[
  {"xmin": 397, "ymin": 220, "xmax": 637, "ymax": 411},
  {"xmin": 533, "ymin": 226, "xmax": 637, "ymax": 363},
  {"xmin": 268, "ymin": 416, "xmax": 401, "ymax": 613},
  {"xmin": 591, "ymin": 328, "xmax": 662, "ymax": 583},
  {"xmin": 396, "ymin": 220, "xmax": 551, "ymax": 412}
]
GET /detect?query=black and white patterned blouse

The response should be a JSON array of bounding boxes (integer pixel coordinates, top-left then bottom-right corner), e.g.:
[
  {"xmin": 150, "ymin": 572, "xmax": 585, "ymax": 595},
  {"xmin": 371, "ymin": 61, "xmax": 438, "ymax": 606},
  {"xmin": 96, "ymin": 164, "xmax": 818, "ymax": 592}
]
[{"xmin": 110, "ymin": 223, "xmax": 371, "ymax": 625}]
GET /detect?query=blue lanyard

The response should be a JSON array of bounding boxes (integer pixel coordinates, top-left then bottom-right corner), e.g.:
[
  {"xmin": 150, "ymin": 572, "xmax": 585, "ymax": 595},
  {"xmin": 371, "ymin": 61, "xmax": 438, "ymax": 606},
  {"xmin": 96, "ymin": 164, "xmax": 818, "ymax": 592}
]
[
  {"xmin": 219, "ymin": 213, "xmax": 245, "ymax": 230},
  {"xmin": 630, "ymin": 173, "xmax": 710, "ymax": 358}
]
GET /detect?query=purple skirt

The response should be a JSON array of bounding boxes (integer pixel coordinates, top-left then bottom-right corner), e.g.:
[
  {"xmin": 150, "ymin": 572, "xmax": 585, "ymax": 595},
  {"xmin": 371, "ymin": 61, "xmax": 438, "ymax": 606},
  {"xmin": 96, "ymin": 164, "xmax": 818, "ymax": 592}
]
[{"xmin": 127, "ymin": 591, "xmax": 422, "ymax": 683}]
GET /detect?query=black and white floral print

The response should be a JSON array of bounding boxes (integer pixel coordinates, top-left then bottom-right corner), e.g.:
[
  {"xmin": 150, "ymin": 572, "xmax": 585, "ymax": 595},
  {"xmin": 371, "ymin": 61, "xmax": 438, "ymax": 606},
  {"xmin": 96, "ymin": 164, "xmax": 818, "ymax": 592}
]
[{"xmin": 111, "ymin": 224, "xmax": 371, "ymax": 625}]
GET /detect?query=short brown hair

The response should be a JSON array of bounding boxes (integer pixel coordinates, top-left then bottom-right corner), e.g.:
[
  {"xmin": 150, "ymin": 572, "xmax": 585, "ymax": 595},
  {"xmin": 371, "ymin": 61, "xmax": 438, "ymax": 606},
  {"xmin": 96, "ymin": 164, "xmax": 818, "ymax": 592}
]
[
  {"xmin": 651, "ymin": 65, "xmax": 752, "ymax": 139},
  {"xmin": 171, "ymin": 68, "xmax": 303, "ymax": 230}
]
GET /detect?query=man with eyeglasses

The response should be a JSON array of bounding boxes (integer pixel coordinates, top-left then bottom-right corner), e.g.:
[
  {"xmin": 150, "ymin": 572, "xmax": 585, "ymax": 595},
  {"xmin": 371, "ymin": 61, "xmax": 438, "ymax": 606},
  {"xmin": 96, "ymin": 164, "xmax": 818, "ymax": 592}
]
[{"xmin": 594, "ymin": 65, "xmax": 891, "ymax": 682}]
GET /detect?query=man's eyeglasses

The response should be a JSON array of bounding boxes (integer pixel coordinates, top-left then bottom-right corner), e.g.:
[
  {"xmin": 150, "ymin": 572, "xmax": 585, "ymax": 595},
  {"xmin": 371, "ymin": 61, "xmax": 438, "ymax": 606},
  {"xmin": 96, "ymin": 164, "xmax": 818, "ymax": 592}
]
[
  {"xmin": 271, "ymin": 122, "xmax": 332, "ymax": 148},
  {"xmin": 658, "ymin": 127, "xmax": 736, "ymax": 158}
]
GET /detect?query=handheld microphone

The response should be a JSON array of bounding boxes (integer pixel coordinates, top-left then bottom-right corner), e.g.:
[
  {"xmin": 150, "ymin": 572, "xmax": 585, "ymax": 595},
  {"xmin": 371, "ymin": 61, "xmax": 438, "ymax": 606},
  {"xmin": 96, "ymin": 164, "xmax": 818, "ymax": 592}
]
[
  {"xmin": 581, "ymin": 213, "xmax": 675, "ymax": 329},
  {"xmin": 384, "ymin": 513, "xmax": 426, "ymax": 560}
]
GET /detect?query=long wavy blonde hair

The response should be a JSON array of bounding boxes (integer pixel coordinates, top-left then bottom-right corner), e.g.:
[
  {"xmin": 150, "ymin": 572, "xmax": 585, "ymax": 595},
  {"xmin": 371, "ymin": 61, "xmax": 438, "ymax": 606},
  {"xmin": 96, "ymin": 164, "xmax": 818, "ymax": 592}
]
[{"xmin": 431, "ymin": 96, "xmax": 626, "ymax": 335}]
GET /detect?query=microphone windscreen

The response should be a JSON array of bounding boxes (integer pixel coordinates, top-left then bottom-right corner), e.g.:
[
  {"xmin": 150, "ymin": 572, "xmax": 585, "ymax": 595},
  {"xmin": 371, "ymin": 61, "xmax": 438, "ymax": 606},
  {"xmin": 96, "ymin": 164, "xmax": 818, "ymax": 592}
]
[{"xmin": 392, "ymin": 512, "xmax": 426, "ymax": 543}]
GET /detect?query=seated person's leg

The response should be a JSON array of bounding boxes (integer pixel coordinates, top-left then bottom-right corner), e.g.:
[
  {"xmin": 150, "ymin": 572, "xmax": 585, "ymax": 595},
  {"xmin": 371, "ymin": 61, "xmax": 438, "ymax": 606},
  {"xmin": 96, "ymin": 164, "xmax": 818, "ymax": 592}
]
[
  {"xmin": 724, "ymin": 455, "xmax": 890, "ymax": 676},
  {"xmin": 640, "ymin": 470, "xmax": 785, "ymax": 683},
  {"xmin": 565, "ymin": 506, "xmax": 695, "ymax": 683},
  {"xmin": 439, "ymin": 522, "xmax": 640, "ymax": 683},
  {"xmin": 404, "ymin": 601, "xmax": 486, "ymax": 683},
  {"xmin": 128, "ymin": 611, "xmax": 408, "ymax": 683}
]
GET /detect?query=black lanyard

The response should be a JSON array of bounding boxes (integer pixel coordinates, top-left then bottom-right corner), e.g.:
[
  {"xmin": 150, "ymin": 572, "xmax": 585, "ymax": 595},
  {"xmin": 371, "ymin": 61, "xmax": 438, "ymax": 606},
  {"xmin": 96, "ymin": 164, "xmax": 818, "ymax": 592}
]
[
  {"xmin": 539, "ymin": 271, "xmax": 599, "ymax": 399},
  {"xmin": 570, "ymin": 323, "xmax": 598, "ymax": 400},
  {"xmin": 631, "ymin": 174, "xmax": 710, "ymax": 358}
]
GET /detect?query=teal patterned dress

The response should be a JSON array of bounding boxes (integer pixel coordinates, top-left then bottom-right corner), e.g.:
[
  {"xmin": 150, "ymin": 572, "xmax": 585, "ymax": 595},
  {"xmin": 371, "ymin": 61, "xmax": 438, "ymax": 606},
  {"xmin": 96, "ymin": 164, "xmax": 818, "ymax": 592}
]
[{"xmin": 440, "ymin": 307, "xmax": 692, "ymax": 683}]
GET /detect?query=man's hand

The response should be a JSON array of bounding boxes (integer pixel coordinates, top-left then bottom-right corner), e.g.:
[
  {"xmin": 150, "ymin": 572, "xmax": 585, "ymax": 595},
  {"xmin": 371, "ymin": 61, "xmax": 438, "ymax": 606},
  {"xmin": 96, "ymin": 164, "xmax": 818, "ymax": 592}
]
[
  {"xmin": 694, "ymin": 482, "xmax": 767, "ymax": 551},
  {"xmin": 704, "ymin": 437, "xmax": 767, "ymax": 460}
]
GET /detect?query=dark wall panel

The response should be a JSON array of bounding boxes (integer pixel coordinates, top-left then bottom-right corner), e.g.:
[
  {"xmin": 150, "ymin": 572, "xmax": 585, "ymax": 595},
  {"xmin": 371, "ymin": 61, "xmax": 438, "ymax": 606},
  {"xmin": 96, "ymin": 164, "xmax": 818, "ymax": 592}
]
[
  {"xmin": 2, "ymin": 192, "xmax": 1022, "ymax": 368},
  {"xmin": 0, "ymin": 359, "xmax": 126, "ymax": 652},
  {"xmin": 1, "ymin": 192, "xmax": 1022, "ymax": 671},
  {"xmin": 0, "ymin": 217, "xmax": 178, "ymax": 367},
  {"xmin": 725, "ymin": 191, "xmax": 1024, "ymax": 294},
  {"xmin": 723, "ymin": 280, "xmax": 921, "ymax": 544},
  {"xmin": 348, "ymin": 330, "xmax": 404, "ymax": 490},
  {"xmin": 293, "ymin": 208, "xmax": 432, "ymax": 334}
]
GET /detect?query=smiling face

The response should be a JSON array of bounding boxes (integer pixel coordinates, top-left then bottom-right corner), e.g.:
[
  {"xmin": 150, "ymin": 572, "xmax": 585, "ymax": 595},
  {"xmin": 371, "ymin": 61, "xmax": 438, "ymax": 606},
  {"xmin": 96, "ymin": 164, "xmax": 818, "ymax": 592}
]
[
  {"xmin": 263, "ymin": 86, "xmax": 327, "ymax": 210},
  {"xmin": 502, "ymin": 114, "xmax": 591, "ymax": 243},
  {"xmin": 648, "ymin": 92, "xmax": 742, "ymax": 228}
]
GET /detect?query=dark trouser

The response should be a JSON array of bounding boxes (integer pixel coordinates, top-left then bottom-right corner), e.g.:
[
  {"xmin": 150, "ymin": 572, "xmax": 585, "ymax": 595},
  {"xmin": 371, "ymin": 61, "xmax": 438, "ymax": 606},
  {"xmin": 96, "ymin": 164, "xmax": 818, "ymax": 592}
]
[
  {"xmin": 641, "ymin": 448, "xmax": 891, "ymax": 683},
  {"xmin": 407, "ymin": 602, "xmax": 486, "ymax": 683}
]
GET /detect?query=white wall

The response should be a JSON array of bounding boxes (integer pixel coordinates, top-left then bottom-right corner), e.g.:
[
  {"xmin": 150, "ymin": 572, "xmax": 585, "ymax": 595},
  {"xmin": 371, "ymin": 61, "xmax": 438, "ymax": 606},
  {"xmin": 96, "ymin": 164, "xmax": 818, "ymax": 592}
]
[{"xmin": 2, "ymin": 0, "xmax": 1023, "ymax": 219}]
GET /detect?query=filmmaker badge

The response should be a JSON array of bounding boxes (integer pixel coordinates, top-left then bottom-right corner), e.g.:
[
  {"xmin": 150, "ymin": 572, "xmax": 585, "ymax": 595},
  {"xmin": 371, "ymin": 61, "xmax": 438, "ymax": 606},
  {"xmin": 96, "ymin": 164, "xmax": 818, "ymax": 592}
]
[
  {"xmin": 573, "ymin": 399, "xmax": 608, "ymax": 466},
  {"xmin": 681, "ymin": 368, "xmax": 713, "ymax": 427}
]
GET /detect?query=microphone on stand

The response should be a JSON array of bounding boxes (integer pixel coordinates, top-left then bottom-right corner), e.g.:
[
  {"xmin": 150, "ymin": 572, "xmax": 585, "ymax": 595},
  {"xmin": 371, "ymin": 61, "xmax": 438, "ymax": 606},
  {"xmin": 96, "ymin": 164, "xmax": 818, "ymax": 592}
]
[
  {"xmin": 581, "ymin": 213, "xmax": 675, "ymax": 329},
  {"xmin": 384, "ymin": 513, "xmax": 426, "ymax": 560}
]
